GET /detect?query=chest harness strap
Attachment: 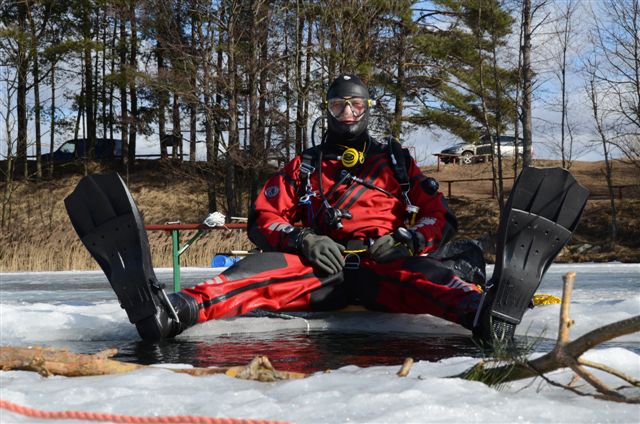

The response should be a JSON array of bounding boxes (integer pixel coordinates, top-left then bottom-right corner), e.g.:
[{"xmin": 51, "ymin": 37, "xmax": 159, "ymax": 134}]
[
  {"xmin": 387, "ymin": 137, "xmax": 420, "ymax": 225},
  {"xmin": 298, "ymin": 138, "xmax": 419, "ymax": 229}
]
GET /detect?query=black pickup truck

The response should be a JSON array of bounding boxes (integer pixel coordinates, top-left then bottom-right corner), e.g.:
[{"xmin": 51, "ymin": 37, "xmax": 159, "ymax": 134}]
[{"xmin": 41, "ymin": 138, "xmax": 123, "ymax": 162}]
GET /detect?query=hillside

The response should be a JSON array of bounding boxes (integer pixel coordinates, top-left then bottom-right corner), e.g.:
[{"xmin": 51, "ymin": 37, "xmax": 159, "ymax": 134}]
[{"xmin": 0, "ymin": 159, "xmax": 638, "ymax": 272}]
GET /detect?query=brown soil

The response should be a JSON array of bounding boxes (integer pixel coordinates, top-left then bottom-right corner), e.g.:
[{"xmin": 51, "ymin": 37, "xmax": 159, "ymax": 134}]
[{"xmin": 0, "ymin": 159, "xmax": 638, "ymax": 272}]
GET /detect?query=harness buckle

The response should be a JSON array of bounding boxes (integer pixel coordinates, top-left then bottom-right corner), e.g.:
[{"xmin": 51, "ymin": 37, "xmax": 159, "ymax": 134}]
[
  {"xmin": 344, "ymin": 253, "xmax": 361, "ymax": 270},
  {"xmin": 300, "ymin": 161, "xmax": 315, "ymax": 176}
]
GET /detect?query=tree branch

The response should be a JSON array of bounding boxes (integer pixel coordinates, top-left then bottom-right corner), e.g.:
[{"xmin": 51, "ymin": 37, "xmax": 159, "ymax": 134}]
[
  {"xmin": 455, "ymin": 272, "xmax": 640, "ymax": 403},
  {"xmin": 0, "ymin": 346, "xmax": 305, "ymax": 381}
]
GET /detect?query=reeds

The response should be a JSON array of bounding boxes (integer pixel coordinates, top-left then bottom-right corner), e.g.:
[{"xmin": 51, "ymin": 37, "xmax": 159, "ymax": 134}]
[
  {"xmin": 0, "ymin": 223, "xmax": 254, "ymax": 272},
  {"xmin": 0, "ymin": 170, "xmax": 254, "ymax": 272}
]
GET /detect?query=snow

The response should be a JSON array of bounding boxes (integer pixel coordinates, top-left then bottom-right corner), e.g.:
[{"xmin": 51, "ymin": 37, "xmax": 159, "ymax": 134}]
[{"xmin": 1, "ymin": 263, "xmax": 639, "ymax": 423}]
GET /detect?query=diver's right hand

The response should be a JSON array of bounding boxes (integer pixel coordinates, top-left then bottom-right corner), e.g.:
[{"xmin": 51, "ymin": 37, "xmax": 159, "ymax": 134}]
[{"xmin": 299, "ymin": 232, "xmax": 345, "ymax": 274}]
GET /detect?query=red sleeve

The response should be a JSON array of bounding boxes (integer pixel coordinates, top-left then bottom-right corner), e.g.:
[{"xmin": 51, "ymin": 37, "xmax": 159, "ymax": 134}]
[
  {"xmin": 247, "ymin": 156, "xmax": 308, "ymax": 252},
  {"xmin": 405, "ymin": 157, "xmax": 458, "ymax": 254}
]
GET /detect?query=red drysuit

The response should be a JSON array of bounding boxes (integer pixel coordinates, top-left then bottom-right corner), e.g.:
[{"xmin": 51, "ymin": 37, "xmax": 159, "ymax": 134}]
[{"xmin": 182, "ymin": 138, "xmax": 483, "ymax": 329}]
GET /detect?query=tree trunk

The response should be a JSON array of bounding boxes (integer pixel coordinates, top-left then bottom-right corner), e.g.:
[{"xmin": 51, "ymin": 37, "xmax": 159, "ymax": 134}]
[
  {"xmin": 2, "ymin": 80, "xmax": 16, "ymax": 227},
  {"xmin": 32, "ymin": 44, "xmax": 42, "ymax": 180},
  {"xmin": 491, "ymin": 43, "xmax": 505, "ymax": 209},
  {"xmin": 560, "ymin": 41, "xmax": 567, "ymax": 168},
  {"xmin": 284, "ymin": 25, "xmax": 291, "ymax": 159},
  {"xmin": 226, "ymin": 51, "xmax": 239, "ymax": 216},
  {"xmin": 207, "ymin": 6, "xmax": 226, "ymax": 215},
  {"xmin": 109, "ymin": 19, "xmax": 116, "ymax": 140},
  {"xmin": 558, "ymin": 0, "xmax": 578, "ymax": 169},
  {"xmin": 93, "ymin": 16, "xmax": 100, "ymax": 141},
  {"xmin": 258, "ymin": 11, "xmax": 269, "ymax": 155},
  {"xmin": 302, "ymin": 17, "xmax": 312, "ymax": 150},
  {"xmin": 16, "ymin": 0, "xmax": 28, "ymax": 179},
  {"xmin": 118, "ymin": 16, "xmax": 129, "ymax": 173},
  {"xmin": 513, "ymin": 8, "xmax": 524, "ymax": 179},
  {"xmin": 208, "ymin": 8, "xmax": 226, "ymax": 214},
  {"xmin": 27, "ymin": 3, "xmax": 42, "ymax": 180},
  {"xmin": 294, "ymin": 11, "xmax": 304, "ymax": 155},
  {"xmin": 74, "ymin": 79, "xmax": 83, "ymax": 140},
  {"xmin": 195, "ymin": 3, "xmax": 213, "ymax": 171},
  {"xmin": 204, "ymin": 88, "xmax": 217, "ymax": 213},
  {"xmin": 393, "ymin": 19, "xmax": 406, "ymax": 140},
  {"xmin": 128, "ymin": 1, "xmax": 138, "ymax": 167},
  {"xmin": 521, "ymin": 0, "xmax": 533, "ymax": 167},
  {"xmin": 48, "ymin": 63, "xmax": 56, "ymax": 178},
  {"xmin": 172, "ymin": 93, "xmax": 181, "ymax": 160},
  {"xmin": 225, "ymin": 6, "xmax": 240, "ymax": 217},
  {"xmin": 248, "ymin": 2, "xmax": 263, "ymax": 207},
  {"xmin": 82, "ymin": 0, "xmax": 95, "ymax": 163},
  {"xmin": 475, "ymin": 7, "xmax": 501, "ymax": 211},
  {"xmin": 189, "ymin": 15, "xmax": 197, "ymax": 163},
  {"xmin": 101, "ymin": 7, "xmax": 107, "ymax": 138},
  {"xmin": 190, "ymin": 100, "xmax": 197, "ymax": 162},
  {"xmin": 157, "ymin": 43, "xmax": 168, "ymax": 159},
  {"xmin": 588, "ymin": 69, "xmax": 618, "ymax": 242}
]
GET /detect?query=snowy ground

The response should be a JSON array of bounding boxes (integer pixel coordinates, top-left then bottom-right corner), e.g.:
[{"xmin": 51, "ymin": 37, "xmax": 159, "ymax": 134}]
[{"xmin": 1, "ymin": 263, "xmax": 639, "ymax": 423}]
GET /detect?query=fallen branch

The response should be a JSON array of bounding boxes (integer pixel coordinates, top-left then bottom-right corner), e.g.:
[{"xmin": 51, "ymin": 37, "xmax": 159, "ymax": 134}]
[
  {"xmin": 456, "ymin": 272, "xmax": 640, "ymax": 403},
  {"xmin": 0, "ymin": 346, "xmax": 305, "ymax": 381},
  {"xmin": 0, "ymin": 347, "xmax": 142, "ymax": 377}
]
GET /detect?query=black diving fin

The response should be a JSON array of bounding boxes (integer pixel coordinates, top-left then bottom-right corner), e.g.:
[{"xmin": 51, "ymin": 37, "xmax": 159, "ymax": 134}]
[
  {"xmin": 474, "ymin": 166, "xmax": 589, "ymax": 343},
  {"xmin": 64, "ymin": 173, "xmax": 197, "ymax": 340}
]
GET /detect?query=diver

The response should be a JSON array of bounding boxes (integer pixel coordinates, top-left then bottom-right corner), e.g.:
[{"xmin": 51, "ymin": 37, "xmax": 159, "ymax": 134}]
[{"xmin": 65, "ymin": 74, "xmax": 588, "ymax": 345}]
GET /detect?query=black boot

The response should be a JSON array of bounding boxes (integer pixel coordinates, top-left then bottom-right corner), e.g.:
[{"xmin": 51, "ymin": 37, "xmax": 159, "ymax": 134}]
[
  {"xmin": 471, "ymin": 287, "xmax": 516, "ymax": 348},
  {"xmin": 135, "ymin": 291, "xmax": 200, "ymax": 341}
]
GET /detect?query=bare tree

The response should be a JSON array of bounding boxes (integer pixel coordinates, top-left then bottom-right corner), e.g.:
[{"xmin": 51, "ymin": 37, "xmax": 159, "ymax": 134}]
[
  {"xmin": 520, "ymin": 0, "xmax": 534, "ymax": 166},
  {"xmin": 590, "ymin": 0, "xmax": 640, "ymax": 169},
  {"xmin": 1, "ymin": 66, "xmax": 17, "ymax": 227},
  {"xmin": 585, "ymin": 55, "xmax": 618, "ymax": 242},
  {"xmin": 553, "ymin": 0, "xmax": 579, "ymax": 168}
]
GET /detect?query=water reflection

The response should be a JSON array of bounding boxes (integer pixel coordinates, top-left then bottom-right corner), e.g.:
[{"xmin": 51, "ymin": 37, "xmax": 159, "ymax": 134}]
[{"xmin": 116, "ymin": 331, "xmax": 479, "ymax": 373}]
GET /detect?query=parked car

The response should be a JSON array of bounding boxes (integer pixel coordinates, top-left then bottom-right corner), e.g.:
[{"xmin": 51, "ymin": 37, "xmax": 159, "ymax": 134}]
[
  {"xmin": 41, "ymin": 138, "xmax": 123, "ymax": 162},
  {"xmin": 438, "ymin": 136, "xmax": 525, "ymax": 164}
]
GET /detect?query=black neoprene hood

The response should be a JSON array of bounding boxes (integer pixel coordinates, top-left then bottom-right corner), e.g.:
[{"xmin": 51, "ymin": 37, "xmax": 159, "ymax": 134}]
[
  {"xmin": 327, "ymin": 74, "xmax": 369, "ymax": 100},
  {"xmin": 326, "ymin": 74, "xmax": 370, "ymax": 141}
]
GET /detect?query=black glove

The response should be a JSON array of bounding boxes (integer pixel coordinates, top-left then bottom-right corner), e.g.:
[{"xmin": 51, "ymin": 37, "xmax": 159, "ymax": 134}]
[
  {"xmin": 300, "ymin": 232, "xmax": 345, "ymax": 274},
  {"xmin": 369, "ymin": 228, "xmax": 423, "ymax": 263}
]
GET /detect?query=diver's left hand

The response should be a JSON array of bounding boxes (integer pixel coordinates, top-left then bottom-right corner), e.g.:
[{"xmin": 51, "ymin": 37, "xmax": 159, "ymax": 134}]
[{"xmin": 369, "ymin": 228, "xmax": 420, "ymax": 263}]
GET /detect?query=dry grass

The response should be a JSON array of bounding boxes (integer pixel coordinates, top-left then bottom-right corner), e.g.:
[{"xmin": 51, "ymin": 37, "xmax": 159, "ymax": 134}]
[{"xmin": 0, "ymin": 158, "xmax": 638, "ymax": 272}]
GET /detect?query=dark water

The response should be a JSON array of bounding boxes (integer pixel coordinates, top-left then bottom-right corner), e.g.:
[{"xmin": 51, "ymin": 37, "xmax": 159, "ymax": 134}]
[
  {"xmin": 34, "ymin": 329, "xmax": 639, "ymax": 374},
  {"xmin": 37, "ymin": 331, "xmax": 482, "ymax": 374}
]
